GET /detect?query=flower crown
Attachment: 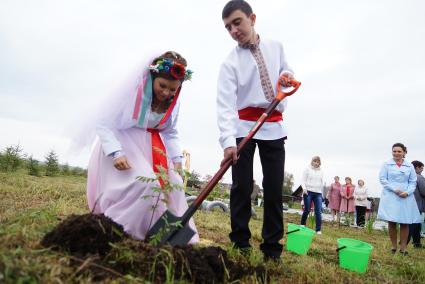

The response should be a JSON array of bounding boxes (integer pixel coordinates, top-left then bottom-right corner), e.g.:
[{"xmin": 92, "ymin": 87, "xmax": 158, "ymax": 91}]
[{"xmin": 148, "ymin": 58, "xmax": 193, "ymax": 81}]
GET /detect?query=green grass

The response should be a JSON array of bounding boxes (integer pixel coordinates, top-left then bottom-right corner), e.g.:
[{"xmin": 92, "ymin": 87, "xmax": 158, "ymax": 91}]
[{"xmin": 1, "ymin": 171, "xmax": 424, "ymax": 283}]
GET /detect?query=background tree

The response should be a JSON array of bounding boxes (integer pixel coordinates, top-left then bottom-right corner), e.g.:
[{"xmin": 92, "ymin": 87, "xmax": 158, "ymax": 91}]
[
  {"xmin": 61, "ymin": 163, "xmax": 70, "ymax": 176},
  {"xmin": 186, "ymin": 170, "xmax": 202, "ymax": 189},
  {"xmin": 27, "ymin": 155, "xmax": 41, "ymax": 176},
  {"xmin": 0, "ymin": 144, "xmax": 23, "ymax": 172},
  {"xmin": 282, "ymin": 171, "xmax": 294, "ymax": 196},
  {"xmin": 45, "ymin": 150, "xmax": 59, "ymax": 176}
]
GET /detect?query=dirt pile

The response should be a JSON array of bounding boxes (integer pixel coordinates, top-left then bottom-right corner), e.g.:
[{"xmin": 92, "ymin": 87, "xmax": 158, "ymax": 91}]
[
  {"xmin": 41, "ymin": 213, "xmax": 266, "ymax": 283},
  {"xmin": 41, "ymin": 213, "xmax": 126, "ymax": 255}
]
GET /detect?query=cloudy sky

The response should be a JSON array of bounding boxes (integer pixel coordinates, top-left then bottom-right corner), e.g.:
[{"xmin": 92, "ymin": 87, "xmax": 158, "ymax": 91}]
[{"xmin": 1, "ymin": 0, "xmax": 424, "ymax": 197}]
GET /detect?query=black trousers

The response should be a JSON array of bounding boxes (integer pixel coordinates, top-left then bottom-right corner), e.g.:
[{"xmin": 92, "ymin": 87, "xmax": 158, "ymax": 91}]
[
  {"xmin": 355, "ymin": 206, "xmax": 366, "ymax": 227},
  {"xmin": 229, "ymin": 137, "xmax": 285, "ymax": 258},
  {"xmin": 408, "ymin": 223, "xmax": 422, "ymax": 246}
]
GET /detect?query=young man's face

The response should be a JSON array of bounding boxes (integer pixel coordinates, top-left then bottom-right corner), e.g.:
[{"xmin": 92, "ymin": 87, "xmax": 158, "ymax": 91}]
[{"xmin": 223, "ymin": 10, "xmax": 256, "ymax": 45}]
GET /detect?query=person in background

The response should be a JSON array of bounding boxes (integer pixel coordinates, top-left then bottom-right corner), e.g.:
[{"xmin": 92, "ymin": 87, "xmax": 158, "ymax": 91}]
[
  {"xmin": 407, "ymin": 160, "xmax": 425, "ymax": 248},
  {"xmin": 354, "ymin": 179, "xmax": 368, "ymax": 227},
  {"xmin": 340, "ymin": 177, "xmax": 355, "ymax": 225},
  {"xmin": 377, "ymin": 143, "xmax": 421, "ymax": 255},
  {"xmin": 327, "ymin": 176, "xmax": 342, "ymax": 222},
  {"xmin": 365, "ymin": 197, "xmax": 372, "ymax": 221},
  {"xmin": 300, "ymin": 156, "xmax": 324, "ymax": 234}
]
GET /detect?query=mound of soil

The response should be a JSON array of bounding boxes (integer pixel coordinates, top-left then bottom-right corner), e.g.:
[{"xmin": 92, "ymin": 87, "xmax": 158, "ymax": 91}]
[
  {"xmin": 41, "ymin": 213, "xmax": 127, "ymax": 255},
  {"xmin": 41, "ymin": 213, "xmax": 266, "ymax": 283}
]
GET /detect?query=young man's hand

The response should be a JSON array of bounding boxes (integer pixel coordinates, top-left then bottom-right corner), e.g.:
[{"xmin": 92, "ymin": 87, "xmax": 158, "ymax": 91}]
[
  {"xmin": 221, "ymin": 146, "xmax": 238, "ymax": 167},
  {"xmin": 279, "ymin": 73, "xmax": 294, "ymax": 87},
  {"xmin": 113, "ymin": 156, "xmax": 131, "ymax": 170}
]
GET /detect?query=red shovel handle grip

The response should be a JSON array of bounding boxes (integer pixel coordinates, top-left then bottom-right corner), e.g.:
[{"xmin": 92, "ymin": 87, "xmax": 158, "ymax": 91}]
[{"xmin": 276, "ymin": 79, "xmax": 301, "ymax": 101}]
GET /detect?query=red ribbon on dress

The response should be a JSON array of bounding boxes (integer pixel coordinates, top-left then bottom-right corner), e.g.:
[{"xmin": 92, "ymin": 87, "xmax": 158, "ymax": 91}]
[
  {"xmin": 238, "ymin": 107, "xmax": 283, "ymax": 122},
  {"xmin": 147, "ymin": 129, "xmax": 168, "ymax": 188}
]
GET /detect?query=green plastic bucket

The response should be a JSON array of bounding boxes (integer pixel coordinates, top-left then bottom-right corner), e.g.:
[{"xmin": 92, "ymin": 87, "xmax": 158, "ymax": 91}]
[
  {"xmin": 337, "ymin": 238, "xmax": 373, "ymax": 273},
  {"xmin": 285, "ymin": 223, "xmax": 315, "ymax": 255}
]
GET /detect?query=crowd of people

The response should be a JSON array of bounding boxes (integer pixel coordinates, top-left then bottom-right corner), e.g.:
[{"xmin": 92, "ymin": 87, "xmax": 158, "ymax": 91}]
[
  {"xmin": 299, "ymin": 156, "xmax": 374, "ymax": 235},
  {"xmin": 299, "ymin": 143, "xmax": 425, "ymax": 255}
]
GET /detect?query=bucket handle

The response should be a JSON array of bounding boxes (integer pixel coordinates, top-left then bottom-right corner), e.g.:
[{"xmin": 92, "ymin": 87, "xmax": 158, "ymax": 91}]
[
  {"xmin": 286, "ymin": 229, "xmax": 300, "ymax": 235},
  {"xmin": 336, "ymin": 246, "xmax": 347, "ymax": 252}
]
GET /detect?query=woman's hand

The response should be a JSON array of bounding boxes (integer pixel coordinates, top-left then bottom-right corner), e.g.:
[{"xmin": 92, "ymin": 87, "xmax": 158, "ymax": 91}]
[
  {"xmin": 398, "ymin": 192, "xmax": 408, "ymax": 198},
  {"xmin": 113, "ymin": 156, "xmax": 131, "ymax": 170}
]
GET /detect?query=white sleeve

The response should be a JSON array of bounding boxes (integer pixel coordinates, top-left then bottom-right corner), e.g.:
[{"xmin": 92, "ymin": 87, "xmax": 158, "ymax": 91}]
[
  {"xmin": 279, "ymin": 42, "xmax": 294, "ymax": 77},
  {"xmin": 161, "ymin": 102, "xmax": 183, "ymax": 163},
  {"xmin": 217, "ymin": 62, "xmax": 238, "ymax": 149},
  {"xmin": 96, "ymin": 124, "xmax": 122, "ymax": 156},
  {"xmin": 278, "ymin": 42, "xmax": 295, "ymax": 112}
]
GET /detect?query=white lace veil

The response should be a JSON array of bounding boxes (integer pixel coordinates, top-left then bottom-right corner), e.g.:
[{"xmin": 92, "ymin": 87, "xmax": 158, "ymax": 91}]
[{"xmin": 69, "ymin": 50, "xmax": 160, "ymax": 155}]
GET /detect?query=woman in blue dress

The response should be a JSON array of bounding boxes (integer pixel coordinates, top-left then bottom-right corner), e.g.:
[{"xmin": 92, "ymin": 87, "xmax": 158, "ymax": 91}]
[{"xmin": 378, "ymin": 143, "xmax": 422, "ymax": 255}]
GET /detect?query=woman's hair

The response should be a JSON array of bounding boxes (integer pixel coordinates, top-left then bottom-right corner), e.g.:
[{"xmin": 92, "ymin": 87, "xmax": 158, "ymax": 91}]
[
  {"xmin": 222, "ymin": 0, "xmax": 253, "ymax": 19},
  {"xmin": 150, "ymin": 51, "xmax": 187, "ymax": 81},
  {"xmin": 345, "ymin": 177, "xmax": 352, "ymax": 183},
  {"xmin": 311, "ymin": 156, "xmax": 321, "ymax": 166},
  {"xmin": 412, "ymin": 160, "xmax": 424, "ymax": 169},
  {"xmin": 392, "ymin": 142, "xmax": 407, "ymax": 153}
]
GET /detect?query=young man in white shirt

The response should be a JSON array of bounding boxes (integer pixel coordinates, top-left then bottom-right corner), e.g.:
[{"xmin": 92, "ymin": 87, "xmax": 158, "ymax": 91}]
[{"xmin": 217, "ymin": 0, "xmax": 296, "ymax": 261}]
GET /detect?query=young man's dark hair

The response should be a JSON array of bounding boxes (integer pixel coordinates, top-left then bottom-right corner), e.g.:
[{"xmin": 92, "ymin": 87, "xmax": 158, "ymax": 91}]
[
  {"xmin": 412, "ymin": 160, "xmax": 424, "ymax": 169},
  {"xmin": 222, "ymin": 0, "xmax": 253, "ymax": 19}
]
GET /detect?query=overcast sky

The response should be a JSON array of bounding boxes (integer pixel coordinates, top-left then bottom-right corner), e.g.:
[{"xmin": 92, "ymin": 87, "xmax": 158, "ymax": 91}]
[{"xmin": 1, "ymin": 0, "xmax": 424, "ymax": 197}]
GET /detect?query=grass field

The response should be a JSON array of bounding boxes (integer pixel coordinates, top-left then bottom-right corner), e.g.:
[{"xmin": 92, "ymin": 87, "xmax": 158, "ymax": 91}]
[{"xmin": 1, "ymin": 171, "xmax": 424, "ymax": 283}]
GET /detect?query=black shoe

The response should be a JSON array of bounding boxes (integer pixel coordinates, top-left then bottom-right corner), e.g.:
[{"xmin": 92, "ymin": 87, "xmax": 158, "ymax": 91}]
[
  {"xmin": 391, "ymin": 248, "xmax": 397, "ymax": 254},
  {"xmin": 399, "ymin": 250, "xmax": 409, "ymax": 256},
  {"xmin": 413, "ymin": 244, "xmax": 423, "ymax": 249}
]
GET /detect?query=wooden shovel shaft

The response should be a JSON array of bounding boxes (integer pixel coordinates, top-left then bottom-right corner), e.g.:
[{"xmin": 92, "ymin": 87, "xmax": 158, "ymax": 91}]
[{"xmin": 179, "ymin": 80, "xmax": 301, "ymax": 226}]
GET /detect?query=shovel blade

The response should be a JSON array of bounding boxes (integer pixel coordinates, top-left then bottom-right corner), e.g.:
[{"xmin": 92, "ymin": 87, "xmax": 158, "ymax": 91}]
[{"xmin": 146, "ymin": 210, "xmax": 195, "ymax": 247}]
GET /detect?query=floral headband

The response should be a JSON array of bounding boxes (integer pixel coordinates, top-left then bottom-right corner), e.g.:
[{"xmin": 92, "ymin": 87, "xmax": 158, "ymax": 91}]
[{"xmin": 148, "ymin": 58, "xmax": 193, "ymax": 81}]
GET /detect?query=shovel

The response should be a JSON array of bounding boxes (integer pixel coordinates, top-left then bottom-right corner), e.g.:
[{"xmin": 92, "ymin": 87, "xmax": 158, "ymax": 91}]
[{"xmin": 146, "ymin": 79, "xmax": 301, "ymax": 246}]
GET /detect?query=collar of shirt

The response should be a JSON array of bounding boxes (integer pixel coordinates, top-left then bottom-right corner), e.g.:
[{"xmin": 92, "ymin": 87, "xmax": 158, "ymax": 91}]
[{"xmin": 239, "ymin": 34, "xmax": 261, "ymax": 49}]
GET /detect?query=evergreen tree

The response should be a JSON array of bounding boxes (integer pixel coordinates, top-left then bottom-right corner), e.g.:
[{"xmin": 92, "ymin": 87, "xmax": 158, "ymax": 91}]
[
  {"xmin": 27, "ymin": 155, "xmax": 40, "ymax": 176},
  {"xmin": 45, "ymin": 150, "xmax": 59, "ymax": 176}
]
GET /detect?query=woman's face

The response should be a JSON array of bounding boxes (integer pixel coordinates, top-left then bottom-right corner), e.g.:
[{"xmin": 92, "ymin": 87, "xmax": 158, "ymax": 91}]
[
  {"xmin": 311, "ymin": 160, "xmax": 320, "ymax": 168},
  {"xmin": 334, "ymin": 177, "xmax": 339, "ymax": 182},
  {"xmin": 153, "ymin": 77, "xmax": 181, "ymax": 103},
  {"xmin": 345, "ymin": 178, "xmax": 351, "ymax": 185},
  {"xmin": 392, "ymin": 146, "xmax": 405, "ymax": 161},
  {"xmin": 358, "ymin": 180, "xmax": 364, "ymax": 186}
]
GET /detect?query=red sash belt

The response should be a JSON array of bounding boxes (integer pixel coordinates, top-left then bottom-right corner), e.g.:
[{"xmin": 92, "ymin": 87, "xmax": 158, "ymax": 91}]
[
  {"xmin": 238, "ymin": 107, "xmax": 283, "ymax": 122},
  {"xmin": 147, "ymin": 129, "xmax": 168, "ymax": 188}
]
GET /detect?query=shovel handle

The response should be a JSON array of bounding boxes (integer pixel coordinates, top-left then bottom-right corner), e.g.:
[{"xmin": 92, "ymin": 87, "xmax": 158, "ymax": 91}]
[
  {"xmin": 286, "ymin": 229, "xmax": 301, "ymax": 235},
  {"xmin": 276, "ymin": 79, "xmax": 301, "ymax": 101},
  {"xmin": 336, "ymin": 246, "xmax": 347, "ymax": 252}
]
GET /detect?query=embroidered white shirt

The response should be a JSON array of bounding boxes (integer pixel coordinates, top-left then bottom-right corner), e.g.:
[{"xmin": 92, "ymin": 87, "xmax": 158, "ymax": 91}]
[{"xmin": 217, "ymin": 38, "xmax": 294, "ymax": 149}]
